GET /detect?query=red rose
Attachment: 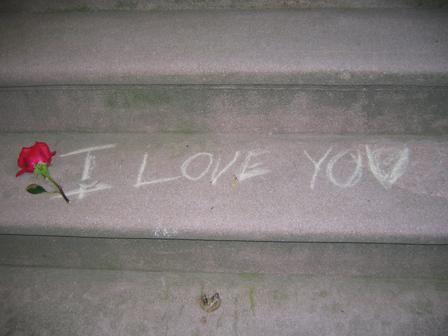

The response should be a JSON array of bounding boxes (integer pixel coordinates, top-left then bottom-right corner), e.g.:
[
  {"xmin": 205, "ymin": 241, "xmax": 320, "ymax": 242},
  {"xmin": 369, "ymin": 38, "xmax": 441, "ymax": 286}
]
[
  {"xmin": 16, "ymin": 141, "xmax": 69, "ymax": 203},
  {"xmin": 16, "ymin": 141, "xmax": 56, "ymax": 177}
]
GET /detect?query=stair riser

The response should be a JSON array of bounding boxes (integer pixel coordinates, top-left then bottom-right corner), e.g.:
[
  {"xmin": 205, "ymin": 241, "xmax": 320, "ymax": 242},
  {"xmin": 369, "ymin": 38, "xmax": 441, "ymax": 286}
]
[
  {"xmin": 2, "ymin": 266, "xmax": 448, "ymax": 336},
  {"xmin": 1, "ymin": 235, "xmax": 448, "ymax": 278},
  {"xmin": 2, "ymin": 85, "xmax": 448, "ymax": 135}
]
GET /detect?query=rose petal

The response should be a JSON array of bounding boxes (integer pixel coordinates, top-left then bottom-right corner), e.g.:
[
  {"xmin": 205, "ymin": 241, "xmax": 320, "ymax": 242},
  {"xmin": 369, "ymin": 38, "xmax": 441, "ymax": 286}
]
[
  {"xmin": 16, "ymin": 167, "xmax": 32, "ymax": 177},
  {"xmin": 35, "ymin": 142, "xmax": 53, "ymax": 158},
  {"xmin": 16, "ymin": 142, "xmax": 56, "ymax": 176},
  {"xmin": 17, "ymin": 147, "xmax": 31, "ymax": 167}
]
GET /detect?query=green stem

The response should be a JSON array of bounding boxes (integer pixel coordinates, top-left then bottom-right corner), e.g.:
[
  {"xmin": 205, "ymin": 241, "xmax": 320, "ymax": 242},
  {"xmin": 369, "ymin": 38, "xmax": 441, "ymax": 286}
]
[
  {"xmin": 34, "ymin": 163, "xmax": 69, "ymax": 203},
  {"xmin": 46, "ymin": 175, "xmax": 70, "ymax": 203}
]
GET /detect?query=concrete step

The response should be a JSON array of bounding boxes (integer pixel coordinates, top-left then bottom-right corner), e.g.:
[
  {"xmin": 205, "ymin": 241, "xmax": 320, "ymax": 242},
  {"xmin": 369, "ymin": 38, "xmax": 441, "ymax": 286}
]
[
  {"xmin": 2, "ymin": 132, "xmax": 448, "ymax": 244},
  {"xmin": 1, "ymin": 9, "xmax": 447, "ymax": 135},
  {"xmin": 1, "ymin": 8, "xmax": 446, "ymax": 330},
  {"xmin": 1, "ymin": 266, "xmax": 447, "ymax": 336},
  {"xmin": 2, "ymin": 0, "xmax": 448, "ymax": 12},
  {"xmin": 1, "ymin": 10, "xmax": 447, "ymax": 87}
]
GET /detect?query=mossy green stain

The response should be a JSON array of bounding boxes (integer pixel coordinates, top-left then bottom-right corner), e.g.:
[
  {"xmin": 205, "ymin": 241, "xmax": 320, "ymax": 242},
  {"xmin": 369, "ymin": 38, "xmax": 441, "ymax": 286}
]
[
  {"xmin": 161, "ymin": 124, "xmax": 198, "ymax": 135},
  {"xmin": 103, "ymin": 89, "xmax": 212, "ymax": 134},
  {"xmin": 272, "ymin": 289, "xmax": 289, "ymax": 303},
  {"xmin": 412, "ymin": 299, "xmax": 433, "ymax": 315},
  {"xmin": 434, "ymin": 281, "xmax": 448, "ymax": 292},
  {"xmin": 318, "ymin": 290, "xmax": 329, "ymax": 298},
  {"xmin": 239, "ymin": 273, "xmax": 262, "ymax": 282},
  {"xmin": 104, "ymin": 90, "xmax": 172, "ymax": 109},
  {"xmin": 113, "ymin": 1, "xmax": 138, "ymax": 10},
  {"xmin": 48, "ymin": 5, "xmax": 93, "ymax": 13},
  {"xmin": 248, "ymin": 287, "xmax": 255, "ymax": 313}
]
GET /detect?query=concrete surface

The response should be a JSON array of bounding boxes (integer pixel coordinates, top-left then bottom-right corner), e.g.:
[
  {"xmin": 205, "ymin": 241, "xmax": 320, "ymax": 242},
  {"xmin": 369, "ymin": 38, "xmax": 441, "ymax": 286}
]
[
  {"xmin": 2, "ymin": 132, "xmax": 448, "ymax": 243},
  {"xmin": 1, "ymin": 10, "xmax": 447, "ymax": 86},
  {"xmin": 1, "ymin": 266, "xmax": 447, "ymax": 336},
  {"xmin": 2, "ymin": 85, "xmax": 448, "ymax": 135},
  {"xmin": 1, "ymin": 7, "xmax": 446, "ymax": 334},
  {"xmin": 2, "ymin": 0, "xmax": 448, "ymax": 12},
  {"xmin": 1, "ymin": 235, "xmax": 448, "ymax": 278}
]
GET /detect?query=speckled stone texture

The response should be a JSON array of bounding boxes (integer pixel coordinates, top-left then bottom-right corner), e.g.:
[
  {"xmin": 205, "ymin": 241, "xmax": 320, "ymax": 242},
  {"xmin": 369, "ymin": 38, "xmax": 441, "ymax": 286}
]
[
  {"xmin": 1, "ymin": 235, "xmax": 448, "ymax": 278},
  {"xmin": 1, "ymin": 10, "xmax": 447, "ymax": 86},
  {"xmin": 0, "ymin": 5, "xmax": 447, "ymax": 335},
  {"xmin": 1, "ymin": 266, "xmax": 448, "ymax": 336},
  {"xmin": 2, "ymin": 0, "xmax": 448, "ymax": 12},
  {"xmin": 2, "ymin": 85, "xmax": 448, "ymax": 135},
  {"xmin": 1, "ymin": 133, "xmax": 447, "ymax": 243}
]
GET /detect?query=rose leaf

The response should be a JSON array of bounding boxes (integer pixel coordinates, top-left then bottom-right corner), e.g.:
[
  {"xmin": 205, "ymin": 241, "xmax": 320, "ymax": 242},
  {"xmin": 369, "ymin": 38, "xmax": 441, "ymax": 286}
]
[{"xmin": 26, "ymin": 184, "xmax": 47, "ymax": 194}]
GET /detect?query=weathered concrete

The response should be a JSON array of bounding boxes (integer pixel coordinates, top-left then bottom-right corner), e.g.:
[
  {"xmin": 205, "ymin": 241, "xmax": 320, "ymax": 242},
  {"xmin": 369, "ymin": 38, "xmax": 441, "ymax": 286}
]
[
  {"xmin": 1, "ymin": 266, "xmax": 447, "ymax": 336},
  {"xmin": 2, "ymin": 133, "xmax": 448, "ymax": 243},
  {"xmin": 2, "ymin": 85, "xmax": 448, "ymax": 135},
  {"xmin": 2, "ymin": 0, "xmax": 447, "ymax": 13},
  {"xmin": 0, "ymin": 6, "xmax": 446, "ymax": 334},
  {"xmin": 1, "ymin": 10, "xmax": 447, "ymax": 86},
  {"xmin": 1, "ymin": 235, "xmax": 448, "ymax": 278}
]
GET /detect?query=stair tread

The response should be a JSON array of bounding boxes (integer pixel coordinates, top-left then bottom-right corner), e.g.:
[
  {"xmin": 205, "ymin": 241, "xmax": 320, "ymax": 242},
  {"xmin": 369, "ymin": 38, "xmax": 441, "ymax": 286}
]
[
  {"xmin": 2, "ymin": 132, "xmax": 447, "ymax": 243},
  {"xmin": 1, "ymin": 9, "xmax": 448, "ymax": 86}
]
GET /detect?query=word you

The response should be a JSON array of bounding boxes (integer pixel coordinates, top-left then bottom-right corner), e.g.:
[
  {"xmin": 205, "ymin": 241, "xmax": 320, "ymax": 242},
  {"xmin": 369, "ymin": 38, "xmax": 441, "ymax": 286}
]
[{"xmin": 304, "ymin": 145, "xmax": 409, "ymax": 190}]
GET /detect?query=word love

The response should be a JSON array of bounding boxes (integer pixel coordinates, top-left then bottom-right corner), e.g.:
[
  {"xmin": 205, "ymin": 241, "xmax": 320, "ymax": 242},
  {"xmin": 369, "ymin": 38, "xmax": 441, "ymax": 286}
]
[
  {"xmin": 135, "ymin": 150, "xmax": 270, "ymax": 187},
  {"xmin": 53, "ymin": 146, "xmax": 270, "ymax": 200}
]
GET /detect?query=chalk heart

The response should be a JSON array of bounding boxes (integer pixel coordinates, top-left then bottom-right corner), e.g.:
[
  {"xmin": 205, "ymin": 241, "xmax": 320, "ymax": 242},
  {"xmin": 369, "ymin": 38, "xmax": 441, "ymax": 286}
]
[{"xmin": 366, "ymin": 145, "xmax": 410, "ymax": 189}]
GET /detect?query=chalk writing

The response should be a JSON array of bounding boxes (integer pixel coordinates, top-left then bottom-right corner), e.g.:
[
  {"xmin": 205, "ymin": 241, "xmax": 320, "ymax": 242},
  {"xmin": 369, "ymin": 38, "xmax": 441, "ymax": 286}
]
[
  {"xmin": 303, "ymin": 146, "xmax": 409, "ymax": 190},
  {"xmin": 53, "ymin": 144, "xmax": 116, "ymax": 200},
  {"xmin": 366, "ymin": 145, "xmax": 410, "ymax": 189},
  {"xmin": 134, "ymin": 152, "xmax": 181, "ymax": 187},
  {"xmin": 154, "ymin": 226, "xmax": 178, "ymax": 238},
  {"xmin": 181, "ymin": 152, "xmax": 214, "ymax": 181},
  {"xmin": 238, "ymin": 150, "xmax": 271, "ymax": 182},
  {"xmin": 304, "ymin": 148, "xmax": 333, "ymax": 190},
  {"xmin": 59, "ymin": 144, "xmax": 116, "ymax": 157},
  {"xmin": 211, "ymin": 152, "xmax": 241, "ymax": 185},
  {"xmin": 326, "ymin": 149, "xmax": 363, "ymax": 188},
  {"xmin": 135, "ymin": 150, "xmax": 269, "ymax": 188},
  {"xmin": 52, "ymin": 143, "xmax": 413, "ymax": 204}
]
